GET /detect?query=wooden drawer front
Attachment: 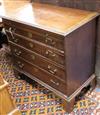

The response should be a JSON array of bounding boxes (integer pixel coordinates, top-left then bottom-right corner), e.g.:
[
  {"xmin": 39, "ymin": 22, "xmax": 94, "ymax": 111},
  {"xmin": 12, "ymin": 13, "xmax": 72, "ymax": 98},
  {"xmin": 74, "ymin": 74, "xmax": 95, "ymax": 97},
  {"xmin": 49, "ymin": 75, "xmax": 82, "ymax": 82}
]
[
  {"xmin": 14, "ymin": 56, "xmax": 67, "ymax": 94},
  {"xmin": 3, "ymin": 19, "xmax": 64, "ymax": 51},
  {"xmin": 6, "ymin": 31, "xmax": 65, "ymax": 65},
  {"xmin": 42, "ymin": 47, "xmax": 65, "ymax": 65},
  {"xmin": 6, "ymin": 32, "xmax": 42, "ymax": 55},
  {"xmin": 10, "ymin": 42, "xmax": 66, "ymax": 80}
]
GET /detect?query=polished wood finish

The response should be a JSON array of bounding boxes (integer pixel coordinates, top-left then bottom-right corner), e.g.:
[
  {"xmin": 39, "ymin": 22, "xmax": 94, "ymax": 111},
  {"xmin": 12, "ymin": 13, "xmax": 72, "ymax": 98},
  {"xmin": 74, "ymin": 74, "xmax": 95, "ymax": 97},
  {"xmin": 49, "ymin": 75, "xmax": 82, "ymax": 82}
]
[
  {"xmin": 34, "ymin": 0, "xmax": 100, "ymax": 86},
  {"xmin": 4, "ymin": 19, "xmax": 64, "ymax": 50},
  {"xmin": 13, "ymin": 56, "xmax": 67, "ymax": 94},
  {"xmin": 5, "ymin": 29, "xmax": 65, "ymax": 65},
  {"xmin": 0, "ymin": 0, "xmax": 98, "ymax": 35},
  {"xmin": 0, "ymin": 74, "xmax": 21, "ymax": 115},
  {"xmin": 1, "ymin": 0, "xmax": 99, "ymax": 113},
  {"xmin": 9, "ymin": 42, "xmax": 65, "ymax": 81},
  {"xmin": 64, "ymin": 19, "xmax": 97, "ymax": 96},
  {"xmin": 62, "ymin": 98, "xmax": 75, "ymax": 113}
]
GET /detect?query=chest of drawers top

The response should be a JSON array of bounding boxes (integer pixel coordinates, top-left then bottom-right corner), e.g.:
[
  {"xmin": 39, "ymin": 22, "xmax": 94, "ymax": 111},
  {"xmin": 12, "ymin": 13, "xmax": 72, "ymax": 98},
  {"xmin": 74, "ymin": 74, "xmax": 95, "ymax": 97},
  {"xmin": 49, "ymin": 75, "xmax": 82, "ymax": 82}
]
[{"xmin": 0, "ymin": 0, "xmax": 98, "ymax": 36}]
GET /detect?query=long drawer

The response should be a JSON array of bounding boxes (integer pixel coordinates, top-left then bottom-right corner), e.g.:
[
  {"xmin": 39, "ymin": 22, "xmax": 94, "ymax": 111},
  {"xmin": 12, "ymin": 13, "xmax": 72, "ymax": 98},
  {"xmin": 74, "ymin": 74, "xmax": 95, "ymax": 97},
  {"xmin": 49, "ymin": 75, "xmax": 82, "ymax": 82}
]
[
  {"xmin": 10, "ymin": 42, "xmax": 66, "ymax": 81},
  {"xmin": 14, "ymin": 56, "xmax": 67, "ymax": 94},
  {"xmin": 6, "ymin": 31, "xmax": 65, "ymax": 65},
  {"xmin": 3, "ymin": 19, "xmax": 64, "ymax": 51}
]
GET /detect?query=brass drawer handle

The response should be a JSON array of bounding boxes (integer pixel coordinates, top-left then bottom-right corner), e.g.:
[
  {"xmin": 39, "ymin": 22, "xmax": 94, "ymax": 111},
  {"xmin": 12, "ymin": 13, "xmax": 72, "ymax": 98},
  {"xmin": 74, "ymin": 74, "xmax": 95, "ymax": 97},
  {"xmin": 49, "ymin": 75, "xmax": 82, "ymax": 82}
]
[
  {"xmin": 8, "ymin": 27, "xmax": 16, "ymax": 33},
  {"xmin": 45, "ymin": 37, "xmax": 56, "ymax": 45},
  {"xmin": 13, "ymin": 38, "xmax": 18, "ymax": 43},
  {"xmin": 17, "ymin": 61, "xmax": 21, "ymax": 64},
  {"xmin": 8, "ymin": 27, "xmax": 16, "ymax": 40},
  {"xmin": 28, "ymin": 32, "xmax": 32, "ymax": 38},
  {"xmin": 9, "ymin": 27, "xmax": 14, "ymax": 39},
  {"xmin": 45, "ymin": 33, "xmax": 56, "ymax": 46},
  {"xmin": 14, "ymin": 49, "xmax": 22, "ymax": 56},
  {"xmin": 48, "ymin": 65, "xmax": 57, "ymax": 74},
  {"xmin": 45, "ymin": 50, "xmax": 56, "ymax": 57},
  {"xmin": 50, "ymin": 79, "xmax": 59, "ymax": 86},
  {"xmin": 19, "ymin": 64, "xmax": 24, "ymax": 68},
  {"xmin": 29, "ymin": 43, "xmax": 34, "ymax": 48},
  {"xmin": 17, "ymin": 61, "xmax": 24, "ymax": 68},
  {"xmin": 31, "ymin": 55, "xmax": 35, "ymax": 60},
  {"xmin": 8, "ymin": 27, "xmax": 12, "ymax": 33}
]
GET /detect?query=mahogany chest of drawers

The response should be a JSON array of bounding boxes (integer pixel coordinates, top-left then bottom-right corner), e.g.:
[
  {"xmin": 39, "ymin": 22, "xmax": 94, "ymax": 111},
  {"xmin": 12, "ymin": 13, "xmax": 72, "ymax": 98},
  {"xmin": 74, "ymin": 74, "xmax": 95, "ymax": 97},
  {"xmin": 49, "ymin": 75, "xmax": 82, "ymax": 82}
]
[{"xmin": 1, "ymin": 1, "xmax": 99, "ymax": 113}]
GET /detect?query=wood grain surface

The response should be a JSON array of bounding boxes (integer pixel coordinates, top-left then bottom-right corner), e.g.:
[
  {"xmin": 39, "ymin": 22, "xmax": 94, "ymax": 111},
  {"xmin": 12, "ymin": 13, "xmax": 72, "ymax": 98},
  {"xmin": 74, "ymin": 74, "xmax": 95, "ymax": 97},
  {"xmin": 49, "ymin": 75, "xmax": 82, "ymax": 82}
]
[
  {"xmin": 0, "ymin": 73, "xmax": 21, "ymax": 115},
  {"xmin": 0, "ymin": 0, "xmax": 98, "ymax": 35}
]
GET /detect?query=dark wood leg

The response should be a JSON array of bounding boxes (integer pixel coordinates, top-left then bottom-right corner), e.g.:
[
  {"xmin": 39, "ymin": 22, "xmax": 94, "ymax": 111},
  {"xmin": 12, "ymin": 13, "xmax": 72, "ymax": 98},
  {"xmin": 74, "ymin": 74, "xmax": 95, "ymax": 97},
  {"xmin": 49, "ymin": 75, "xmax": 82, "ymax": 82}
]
[
  {"xmin": 62, "ymin": 98, "xmax": 75, "ymax": 113},
  {"xmin": 76, "ymin": 76, "xmax": 96, "ymax": 101},
  {"xmin": 62, "ymin": 75, "xmax": 96, "ymax": 113}
]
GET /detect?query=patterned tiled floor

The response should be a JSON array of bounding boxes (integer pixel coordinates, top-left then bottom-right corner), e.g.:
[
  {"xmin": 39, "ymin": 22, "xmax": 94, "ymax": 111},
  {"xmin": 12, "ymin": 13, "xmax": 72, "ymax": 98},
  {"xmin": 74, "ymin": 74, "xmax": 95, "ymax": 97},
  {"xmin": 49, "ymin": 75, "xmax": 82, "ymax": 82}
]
[{"xmin": 0, "ymin": 48, "xmax": 100, "ymax": 115}]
